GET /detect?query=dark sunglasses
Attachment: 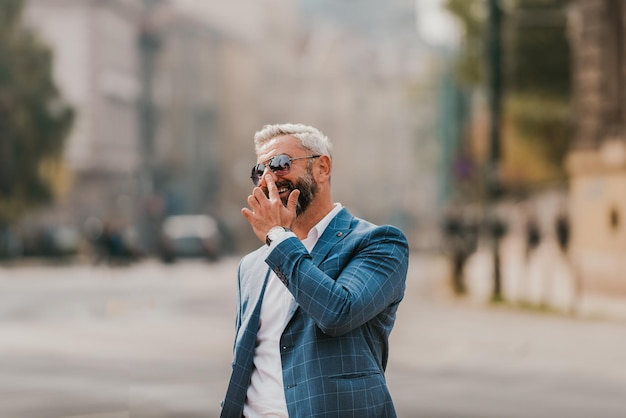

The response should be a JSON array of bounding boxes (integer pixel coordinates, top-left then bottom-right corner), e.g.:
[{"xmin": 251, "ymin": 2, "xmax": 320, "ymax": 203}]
[{"xmin": 250, "ymin": 154, "xmax": 321, "ymax": 186}]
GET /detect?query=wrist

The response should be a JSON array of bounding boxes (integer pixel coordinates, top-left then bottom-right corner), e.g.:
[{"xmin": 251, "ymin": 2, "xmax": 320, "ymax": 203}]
[{"xmin": 265, "ymin": 226, "xmax": 291, "ymax": 246}]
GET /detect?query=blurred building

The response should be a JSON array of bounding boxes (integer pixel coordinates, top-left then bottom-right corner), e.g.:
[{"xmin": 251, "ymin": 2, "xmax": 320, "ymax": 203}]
[
  {"xmin": 22, "ymin": 0, "xmax": 228, "ymax": 253},
  {"xmin": 153, "ymin": 0, "xmax": 447, "ymax": 254},
  {"xmin": 22, "ymin": 0, "xmax": 144, "ymax": 253},
  {"xmin": 21, "ymin": 0, "xmax": 448, "ymax": 255},
  {"xmin": 245, "ymin": 0, "xmax": 443, "ymax": 251},
  {"xmin": 145, "ymin": 4, "xmax": 224, "ymax": 252},
  {"xmin": 566, "ymin": 0, "xmax": 626, "ymax": 296}
]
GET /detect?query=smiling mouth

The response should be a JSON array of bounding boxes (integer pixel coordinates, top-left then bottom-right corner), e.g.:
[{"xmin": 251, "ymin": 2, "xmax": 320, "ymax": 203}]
[
  {"xmin": 278, "ymin": 186, "xmax": 291, "ymax": 197},
  {"xmin": 264, "ymin": 182, "xmax": 293, "ymax": 200}
]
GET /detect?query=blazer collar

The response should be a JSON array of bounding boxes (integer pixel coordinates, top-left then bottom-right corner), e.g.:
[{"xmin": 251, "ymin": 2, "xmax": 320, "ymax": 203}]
[{"xmin": 310, "ymin": 207, "xmax": 353, "ymax": 265}]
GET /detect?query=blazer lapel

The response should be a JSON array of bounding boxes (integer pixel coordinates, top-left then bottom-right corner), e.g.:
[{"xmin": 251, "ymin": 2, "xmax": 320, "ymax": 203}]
[
  {"xmin": 311, "ymin": 207, "xmax": 353, "ymax": 265},
  {"xmin": 239, "ymin": 247, "xmax": 272, "ymax": 317},
  {"xmin": 283, "ymin": 208, "xmax": 354, "ymax": 326}
]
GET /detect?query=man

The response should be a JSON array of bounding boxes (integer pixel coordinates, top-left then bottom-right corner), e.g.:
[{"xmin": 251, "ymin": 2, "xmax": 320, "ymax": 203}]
[{"xmin": 220, "ymin": 123, "xmax": 409, "ymax": 417}]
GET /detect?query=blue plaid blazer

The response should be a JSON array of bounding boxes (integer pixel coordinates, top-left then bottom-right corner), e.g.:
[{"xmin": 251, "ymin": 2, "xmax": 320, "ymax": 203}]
[{"xmin": 221, "ymin": 208, "xmax": 409, "ymax": 417}]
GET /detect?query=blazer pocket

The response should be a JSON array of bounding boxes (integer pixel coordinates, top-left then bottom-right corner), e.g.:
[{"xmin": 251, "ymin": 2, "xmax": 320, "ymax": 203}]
[{"xmin": 327, "ymin": 370, "xmax": 381, "ymax": 380}]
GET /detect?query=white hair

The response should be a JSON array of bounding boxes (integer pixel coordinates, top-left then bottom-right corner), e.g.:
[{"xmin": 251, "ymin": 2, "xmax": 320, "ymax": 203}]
[{"xmin": 253, "ymin": 123, "xmax": 333, "ymax": 157}]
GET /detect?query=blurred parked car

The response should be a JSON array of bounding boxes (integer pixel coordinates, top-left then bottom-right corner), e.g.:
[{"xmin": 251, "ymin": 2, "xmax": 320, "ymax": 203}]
[
  {"xmin": 158, "ymin": 215, "xmax": 221, "ymax": 263},
  {"xmin": 20, "ymin": 225, "xmax": 80, "ymax": 259}
]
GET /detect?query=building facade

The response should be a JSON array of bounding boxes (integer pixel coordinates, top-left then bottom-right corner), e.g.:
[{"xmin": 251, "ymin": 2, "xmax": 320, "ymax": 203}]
[
  {"xmin": 22, "ymin": 0, "xmax": 225, "ymax": 254},
  {"xmin": 566, "ymin": 0, "xmax": 626, "ymax": 296},
  {"xmin": 22, "ymin": 0, "xmax": 144, "ymax": 253},
  {"xmin": 21, "ymin": 0, "xmax": 447, "ymax": 256}
]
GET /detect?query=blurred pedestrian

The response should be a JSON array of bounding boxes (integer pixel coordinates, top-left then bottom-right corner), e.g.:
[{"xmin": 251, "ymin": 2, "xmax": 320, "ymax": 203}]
[
  {"xmin": 91, "ymin": 218, "xmax": 139, "ymax": 265},
  {"xmin": 554, "ymin": 209, "xmax": 579, "ymax": 314},
  {"xmin": 555, "ymin": 211, "xmax": 570, "ymax": 255},
  {"xmin": 220, "ymin": 123, "xmax": 410, "ymax": 418},
  {"xmin": 442, "ymin": 207, "xmax": 478, "ymax": 295},
  {"xmin": 525, "ymin": 215, "xmax": 541, "ymax": 262}
]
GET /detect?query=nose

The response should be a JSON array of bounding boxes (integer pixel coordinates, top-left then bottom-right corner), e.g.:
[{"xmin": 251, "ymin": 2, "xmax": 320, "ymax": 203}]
[{"xmin": 256, "ymin": 165, "xmax": 275, "ymax": 189}]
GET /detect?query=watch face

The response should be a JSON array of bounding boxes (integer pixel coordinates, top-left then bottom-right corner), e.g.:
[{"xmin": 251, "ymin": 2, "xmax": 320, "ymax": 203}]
[
  {"xmin": 269, "ymin": 227, "xmax": 282, "ymax": 240},
  {"xmin": 267, "ymin": 226, "xmax": 288, "ymax": 245}
]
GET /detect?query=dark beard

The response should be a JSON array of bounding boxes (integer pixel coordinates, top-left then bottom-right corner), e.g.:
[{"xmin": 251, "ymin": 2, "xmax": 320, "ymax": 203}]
[{"xmin": 264, "ymin": 170, "xmax": 318, "ymax": 216}]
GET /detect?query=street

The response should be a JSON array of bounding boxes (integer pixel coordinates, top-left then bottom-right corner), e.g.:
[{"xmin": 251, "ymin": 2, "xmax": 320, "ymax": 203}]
[{"xmin": 1, "ymin": 255, "xmax": 626, "ymax": 418}]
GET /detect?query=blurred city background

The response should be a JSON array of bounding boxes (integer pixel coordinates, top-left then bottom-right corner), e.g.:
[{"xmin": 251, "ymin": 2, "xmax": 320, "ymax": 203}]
[{"xmin": 1, "ymin": 0, "xmax": 626, "ymax": 417}]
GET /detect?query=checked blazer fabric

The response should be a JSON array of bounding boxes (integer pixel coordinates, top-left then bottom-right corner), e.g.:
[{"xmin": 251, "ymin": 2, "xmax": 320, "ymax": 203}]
[
  {"xmin": 220, "ymin": 267, "xmax": 269, "ymax": 417},
  {"xmin": 220, "ymin": 208, "xmax": 409, "ymax": 418}
]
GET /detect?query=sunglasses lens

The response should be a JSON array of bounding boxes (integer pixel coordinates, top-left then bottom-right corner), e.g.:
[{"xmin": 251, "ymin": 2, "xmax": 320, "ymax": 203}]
[
  {"xmin": 269, "ymin": 155, "xmax": 291, "ymax": 174},
  {"xmin": 250, "ymin": 155, "xmax": 294, "ymax": 185},
  {"xmin": 250, "ymin": 163, "xmax": 265, "ymax": 186}
]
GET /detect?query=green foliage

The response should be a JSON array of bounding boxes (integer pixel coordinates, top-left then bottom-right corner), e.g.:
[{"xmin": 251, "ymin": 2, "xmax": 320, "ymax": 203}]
[
  {"xmin": 507, "ymin": 95, "xmax": 571, "ymax": 164},
  {"xmin": 444, "ymin": 0, "xmax": 486, "ymax": 86},
  {"xmin": 444, "ymin": 0, "xmax": 572, "ymax": 185},
  {"xmin": 504, "ymin": 0, "xmax": 571, "ymax": 98},
  {"xmin": 445, "ymin": 0, "xmax": 571, "ymax": 95},
  {"xmin": 0, "ymin": 0, "xmax": 73, "ymax": 224}
]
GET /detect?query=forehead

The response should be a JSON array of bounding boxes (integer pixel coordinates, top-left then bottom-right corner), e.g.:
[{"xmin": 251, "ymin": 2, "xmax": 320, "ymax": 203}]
[{"xmin": 257, "ymin": 135, "xmax": 304, "ymax": 162}]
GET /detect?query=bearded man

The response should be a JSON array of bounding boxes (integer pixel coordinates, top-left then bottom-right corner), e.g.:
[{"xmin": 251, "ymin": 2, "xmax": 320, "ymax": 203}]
[{"xmin": 220, "ymin": 123, "xmax": 409, "ymax": 418}]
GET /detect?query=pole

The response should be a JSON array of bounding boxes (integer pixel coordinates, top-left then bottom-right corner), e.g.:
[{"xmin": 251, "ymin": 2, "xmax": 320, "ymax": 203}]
[
  {"xmin": 138, "ymin": 0, "xmax": 162, "ymax": 255},
  {"xmin": 487, "ymin": 0, "xmax": 503, "ymax": 301}
]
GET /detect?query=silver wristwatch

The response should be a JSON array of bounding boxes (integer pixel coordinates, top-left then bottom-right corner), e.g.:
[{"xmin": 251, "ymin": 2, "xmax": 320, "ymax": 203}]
[{"xmin": 266, "ymin": 226, "xmax": 291, "ymax": 246}]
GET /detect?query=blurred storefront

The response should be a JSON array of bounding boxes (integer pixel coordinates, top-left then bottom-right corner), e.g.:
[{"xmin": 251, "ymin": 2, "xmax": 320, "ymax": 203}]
[{"xmin": 566, "ymin": 0, "xmax": 626, "ymax": 296}]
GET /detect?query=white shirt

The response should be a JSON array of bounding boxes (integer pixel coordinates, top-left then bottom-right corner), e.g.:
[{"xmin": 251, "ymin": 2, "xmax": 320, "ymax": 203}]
[{"xmin": 244, "ymin": 203, "xmax": 343, "ymax": 418}]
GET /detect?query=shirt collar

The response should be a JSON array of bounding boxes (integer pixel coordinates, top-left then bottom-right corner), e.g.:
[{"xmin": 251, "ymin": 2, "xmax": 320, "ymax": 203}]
[{"xmin": 302, "ymin": 203, "xmax": 343, "ymax": 251}]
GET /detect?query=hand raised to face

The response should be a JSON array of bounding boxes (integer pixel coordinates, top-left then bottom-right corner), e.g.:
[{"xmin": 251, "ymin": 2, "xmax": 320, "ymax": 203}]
[{"xmin": 241, "ymin": 174, "xmax": 300, "ymax": 243}]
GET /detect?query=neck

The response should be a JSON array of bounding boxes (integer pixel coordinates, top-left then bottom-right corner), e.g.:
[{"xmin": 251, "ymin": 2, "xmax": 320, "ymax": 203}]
[{"xmin": 292, "ymin": 199, "xmax": 335, "ymax": 240}]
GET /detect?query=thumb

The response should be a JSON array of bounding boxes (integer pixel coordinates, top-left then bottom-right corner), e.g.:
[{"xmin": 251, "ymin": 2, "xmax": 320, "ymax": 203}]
[{"xmin": 287, "ymin": 189, "xmax": 300, "ymax": 213}]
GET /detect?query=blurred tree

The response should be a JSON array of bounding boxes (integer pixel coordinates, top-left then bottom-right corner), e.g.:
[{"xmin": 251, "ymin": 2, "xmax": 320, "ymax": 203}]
[
  {"xmin": 445, "ymin": 0, "xmax": 487, "ymax": 87},
  {"xmin": 0, "ymin": 0, "xmax": 73, "ymax": 226},
  {"xmin": 445, "ymin": 0, "xmax": 571, "ymax": 190}
]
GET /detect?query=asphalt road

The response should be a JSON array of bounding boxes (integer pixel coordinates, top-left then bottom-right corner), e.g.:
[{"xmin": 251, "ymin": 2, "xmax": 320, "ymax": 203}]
[{"xmin": 1, "ymin": 255, "xmax": 625, "ymax": 418}]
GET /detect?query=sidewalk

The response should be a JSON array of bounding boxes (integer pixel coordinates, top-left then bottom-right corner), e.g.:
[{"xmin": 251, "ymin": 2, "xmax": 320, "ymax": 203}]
[{"xmin": 393, "ymin": 252, "xmax": 626, "ymax": 417}]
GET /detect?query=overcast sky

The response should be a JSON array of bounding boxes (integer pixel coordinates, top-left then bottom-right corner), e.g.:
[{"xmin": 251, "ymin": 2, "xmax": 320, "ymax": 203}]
[
  {"xmin": 415, "ymin": 0, "xmax": 461, "ymax": 47},
  {"xmin": 172, "ymin": 0, "xmax": 460, "ymax": 48}
]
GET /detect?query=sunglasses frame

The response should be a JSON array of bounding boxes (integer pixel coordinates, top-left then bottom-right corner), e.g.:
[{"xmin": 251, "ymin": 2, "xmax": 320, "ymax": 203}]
[{"xmin": 250, "ymin": 154, "xmax": 321, "ymax": 186}]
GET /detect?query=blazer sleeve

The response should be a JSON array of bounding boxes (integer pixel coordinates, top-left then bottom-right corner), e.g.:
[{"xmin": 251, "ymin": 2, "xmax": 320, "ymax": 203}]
[{"xmin": 265, "ymin": 224, "xmax": 409, "ymax": 336}]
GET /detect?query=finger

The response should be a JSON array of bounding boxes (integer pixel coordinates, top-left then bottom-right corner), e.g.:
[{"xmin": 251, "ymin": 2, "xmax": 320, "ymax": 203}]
[
  {"xmin": 264, "ymin": 174, "xmax": 278, "ymax": 199},
  {"xmin": 252, "ymin": 187, "xmax": 271, "ymax": 205},
  {"xmin": 241, "ymin": 207, "xmax": 253, "ymax": 221},
  {"xmin": 247, "ymin": 193, "xmax": 261, "ymax": 210}
]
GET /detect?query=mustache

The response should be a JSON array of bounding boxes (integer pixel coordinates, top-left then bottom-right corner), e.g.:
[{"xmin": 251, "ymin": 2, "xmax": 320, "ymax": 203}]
[{"xmin": 263, "ymin": 181, "xmax": 294, "ymax": 198}]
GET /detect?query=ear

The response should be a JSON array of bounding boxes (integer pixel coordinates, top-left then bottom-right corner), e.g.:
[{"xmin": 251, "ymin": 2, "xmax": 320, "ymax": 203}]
[{"xmin": 316, "ymin": 155, "xmax": 332, "ymax": 182}]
